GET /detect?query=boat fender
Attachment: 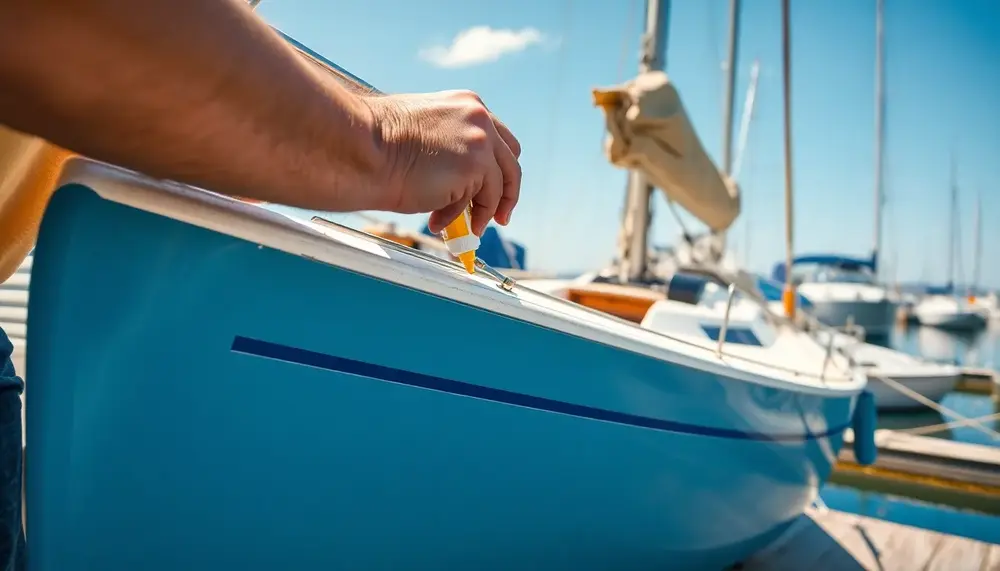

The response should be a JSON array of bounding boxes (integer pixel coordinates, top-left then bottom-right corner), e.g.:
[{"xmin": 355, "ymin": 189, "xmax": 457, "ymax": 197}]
[{"xmin": 851, "ymin": 390, "xmax": 877, "ymax": 466}]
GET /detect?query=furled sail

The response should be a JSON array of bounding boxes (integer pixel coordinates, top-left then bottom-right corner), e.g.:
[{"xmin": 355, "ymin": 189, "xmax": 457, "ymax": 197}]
[{"xmin": 593, "ymin": 71, "xmax": 741, "ymax": 233}]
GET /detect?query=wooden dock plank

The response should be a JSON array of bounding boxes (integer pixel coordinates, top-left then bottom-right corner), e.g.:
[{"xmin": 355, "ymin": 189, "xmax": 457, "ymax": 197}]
[
  {"xmin": 744, "ymin": 512, "xmax": 863, "ymax": 571},
  {"xmin": 984, "ymin": 544, "xmax": 1000, "ymax": 571},
  {"xmin": 839, "ymin": 429, "xmax": 1000, "ymax": 492},
  {"xmin": 924, "ymin": 536, "xmax": 991, "ymax": 571},
  {"xmin": 743, "ymin": 507, "xmax": 995, "ymax": 570},
  {"xmin": 875, "ymin": 525, "xmax": 945, "ymax": 570}
]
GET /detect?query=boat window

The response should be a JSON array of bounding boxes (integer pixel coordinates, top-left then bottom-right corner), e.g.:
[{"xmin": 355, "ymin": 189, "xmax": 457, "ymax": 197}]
[
  {"xmin": 814, "ymin": 268, "xmax": 874, "ymax": 284},
  {"xmin": 700, "ymin": 325, "xmax": 762, "ymax": 346},
  {"xmin": 791, "ymin": 262, "xmax": 875, "ymax": 285}
]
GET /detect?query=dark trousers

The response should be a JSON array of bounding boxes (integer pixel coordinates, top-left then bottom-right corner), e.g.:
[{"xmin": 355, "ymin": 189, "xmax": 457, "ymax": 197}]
[{"xmin": 0, "ymin": 326, "xmax": 25, "ymax": 571}]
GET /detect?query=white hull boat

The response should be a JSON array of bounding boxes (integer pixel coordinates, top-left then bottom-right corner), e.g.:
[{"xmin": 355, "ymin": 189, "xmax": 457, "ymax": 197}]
[
  {"xmin": 770, "ymin": 255, "xmax": 897, "ymax": 341},
  {"xmin": 913, "ymin": 295, "xmax": 988, "ymax": 331},
  {"xmin": 23, "ymin": 156, "xmax": 874, "ymax": 571},
  {"xmin": 817, "ymin": 330, "xmax": 960, "ymax": 411}
]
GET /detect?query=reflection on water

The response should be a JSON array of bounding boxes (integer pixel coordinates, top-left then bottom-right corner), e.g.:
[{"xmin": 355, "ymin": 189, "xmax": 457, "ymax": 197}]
[
  {"xmin": 892, "ymin": 322, "xmax": 999, "ymax": 369},
  {"xmin": 871, "ymin": 321, "xmax": 1000, "ymax": 447}
]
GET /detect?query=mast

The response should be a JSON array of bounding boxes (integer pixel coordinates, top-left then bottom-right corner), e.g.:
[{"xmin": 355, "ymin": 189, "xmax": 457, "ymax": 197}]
[
  {"xmin": 972, "ymin": 192, "xmax": 981, "ymax": 299},
  {"xmin": 780, "ymin": 0, "xmax": 796, "ymax": 318},
  {"xmin": 873, "ymin": 0, "xmax": 885, "ymax": 281},
  {"xmin": 721, "ymin": 0, "xmax": 742, "ymax": 176},
  {"xmin": 733, "ymin": 59, "xmax": 759, "ymax": 268},
  {"xmin": 618, "ymin": 0, "xmax": 670, "ymax": 283},
  {"xmin": 948, "ymin": 157, "xmax": 957, "ymax": 292}
]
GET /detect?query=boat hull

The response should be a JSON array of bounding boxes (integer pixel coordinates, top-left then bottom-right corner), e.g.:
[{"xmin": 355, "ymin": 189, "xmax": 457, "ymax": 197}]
[
  {"xmin": 866, "ymin": 371, "xmax": 958, "ymax": 411},
  {"xmin": 26, "ymin": 185, "xmax": 859, "ymax": 571},
  {"xmin": 807, "ymin": 299, "xmax": 897, "ymax": 340},
  {"xmin": 915, "ymin": 309, "xmax": 987, "ymax": 331}
]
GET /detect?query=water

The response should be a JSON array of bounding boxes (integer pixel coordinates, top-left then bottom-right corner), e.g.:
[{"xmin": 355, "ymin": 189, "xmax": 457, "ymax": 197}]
[
  {"xmin": 822, "ymin": 484, "xmax": 1000, "ymax": 544},
  {"xmin": 819, "ymin": 321, "xmax": 1000, "ymax": 542},
  {"xmin": 877, "ymin": 322, "xmax": 1000, "ymax": 447}
]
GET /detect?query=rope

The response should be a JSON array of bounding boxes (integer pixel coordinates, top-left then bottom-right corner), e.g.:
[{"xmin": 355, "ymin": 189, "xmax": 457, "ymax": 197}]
[
  {"xmin": 867, "ymin": 370, "xmax": 1000, "ymax": 440},
  {"xmin": 897, "ymin": 411, "xmax": 1000, "ymax": 438}
]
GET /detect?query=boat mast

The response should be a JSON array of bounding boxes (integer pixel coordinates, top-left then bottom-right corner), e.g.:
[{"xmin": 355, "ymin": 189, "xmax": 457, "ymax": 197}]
[
  {"xmin": 733, "ymin": 59, "xmax": 759, "ymax": 268},
  {"xmin": 780, "ymin": 0, "xmax": 796, "ymax": 318},
  {"xmin": 972, "ymin": 192, "xmax": 981, "ymax": 299},
  {"xmin": 948, "ymin": 156, "xmax": 957, "ymax": 293},
  {"xmin": 710, "ymin": 0, "xmax": 742, "ymax": 262},
  {"xmin": 873, "ymin": 0, "xmax": 885, "ymax": 282},
  {"xmin": 618, "ymin": 0, "xmax": 670, "ymax": 283},
  {"xmin": 721, "ymin": 0, "xmax": 742, "ymax": 176}
]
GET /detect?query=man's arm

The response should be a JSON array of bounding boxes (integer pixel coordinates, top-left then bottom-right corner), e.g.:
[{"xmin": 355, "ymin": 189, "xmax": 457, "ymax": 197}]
[{"xmin": 0, "ymin": 0, "xmax": 382, "ymax": 210}]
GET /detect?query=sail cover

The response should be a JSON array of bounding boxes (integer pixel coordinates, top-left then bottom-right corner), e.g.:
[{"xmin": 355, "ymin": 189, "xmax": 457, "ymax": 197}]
[{"xmin": 593, "ymin": 71, "xmax": 741, "ymax": 232}]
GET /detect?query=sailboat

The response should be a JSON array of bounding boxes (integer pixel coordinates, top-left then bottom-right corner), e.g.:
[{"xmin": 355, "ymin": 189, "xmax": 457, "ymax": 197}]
[
  {"xmin": 967, "ymin": 194, "xmax": 1000, "ymax": 320},
  {"xmin": 767, "ymin": 1, "xmax": 898, "ymax": 343},
  {"xmin": 912, "ymin": 160, "xmax": 988, "ymax": 330},
  {"xmin": 18, "ymin": 5, "xmax": 873, "ymax": 571},
  {"xmin": 769, "ymin": 254, "xmax": 897, "ymax": 341},
  {"xmin": 796, "ymin": 0, "xmax": 960, "ymax": 411}
]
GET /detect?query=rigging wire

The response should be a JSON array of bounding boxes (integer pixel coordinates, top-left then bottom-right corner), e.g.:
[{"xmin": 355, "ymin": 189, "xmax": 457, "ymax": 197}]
[{"xmin": 533, "ymin": 0, "xmax": 575, "ymax": 234}]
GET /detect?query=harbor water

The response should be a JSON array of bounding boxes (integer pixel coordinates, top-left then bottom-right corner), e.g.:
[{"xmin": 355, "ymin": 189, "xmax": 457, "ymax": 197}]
[{"xmin": 820, "ymin": 321, "xmax": 1000, "ymax": 544}]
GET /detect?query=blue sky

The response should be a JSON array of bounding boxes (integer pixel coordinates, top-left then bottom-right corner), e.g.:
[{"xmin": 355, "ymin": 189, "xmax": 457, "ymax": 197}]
[{"xmin": 258, "ymin": 0, "xmax": 1000, "ymax": 287}]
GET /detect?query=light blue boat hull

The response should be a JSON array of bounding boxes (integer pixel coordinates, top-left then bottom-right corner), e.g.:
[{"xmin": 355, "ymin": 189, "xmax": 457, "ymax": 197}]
[{"xmin": 26, "ymin": 184, "xmax": 858, "ymax": 571}]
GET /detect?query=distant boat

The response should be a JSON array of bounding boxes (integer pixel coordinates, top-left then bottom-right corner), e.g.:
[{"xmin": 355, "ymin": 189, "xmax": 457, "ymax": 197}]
[
  {"xmin": 913, "ymin": 294, "xmax": 988, "ymax": 330},
  {"xmin": 770, "ymin": 254, "xmax": 898, "ymax": 341},
  {"xmin": 912, "ymin": 157, "xmax": 988, "ymax": 331}
]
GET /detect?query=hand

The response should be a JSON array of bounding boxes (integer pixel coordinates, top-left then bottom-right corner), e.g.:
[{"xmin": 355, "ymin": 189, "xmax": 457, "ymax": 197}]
[{"xmin": 363, "ymin": 90, "xmax": 521, "ymax": 235}]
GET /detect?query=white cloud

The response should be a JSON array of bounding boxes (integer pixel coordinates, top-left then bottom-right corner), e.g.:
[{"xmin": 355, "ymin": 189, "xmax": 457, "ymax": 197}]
[{"xmin": 419, "ymin": 26, "xmax": 545, "ymax": 69}]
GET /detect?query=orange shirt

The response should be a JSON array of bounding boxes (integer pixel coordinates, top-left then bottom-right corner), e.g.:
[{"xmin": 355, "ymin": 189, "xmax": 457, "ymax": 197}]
[
  {"xmin": 0, "ymin": 125, "xmax": 268, "ymax": 284},
  {"xmin": 0, "ymin": 126, "xmax": 73, "ymax": 283}
]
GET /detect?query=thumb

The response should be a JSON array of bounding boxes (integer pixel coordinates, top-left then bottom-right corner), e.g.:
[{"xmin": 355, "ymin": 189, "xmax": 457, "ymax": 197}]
[{"xmin": 428, "ymin": 200, "xmax": 472, "ymax": 234}]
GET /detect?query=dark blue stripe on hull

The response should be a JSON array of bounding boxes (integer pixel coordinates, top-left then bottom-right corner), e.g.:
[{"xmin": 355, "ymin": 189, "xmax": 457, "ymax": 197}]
[{"xmin": 231, "ymin": 336, "xmax": 849, "ymax": 443}]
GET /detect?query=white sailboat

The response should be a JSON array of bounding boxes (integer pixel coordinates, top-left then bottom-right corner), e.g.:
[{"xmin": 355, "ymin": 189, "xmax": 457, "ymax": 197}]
[
  {"xmin": 768, "ymin": 0, "xmax": 898, "ymax": 343},
  {"xmin": 967, "ymin": 194, "xmax": 1000, "ymax": 320},
  {"xmin": 799, "ymin": 0, "xmax": 962, "ymax": 411},
  {"xmin": 913, "ymin": 160, "xmax": 988, "ymax": 330}
]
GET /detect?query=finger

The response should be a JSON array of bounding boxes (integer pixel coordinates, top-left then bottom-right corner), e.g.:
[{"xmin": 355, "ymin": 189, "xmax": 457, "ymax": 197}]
[
  {"xmin": 470, "ymin": 161, "xmax": 503, "ymax": 236},
  {"xmin": 491, "ymin": 115, "xmax": 521, "ymax": 158},
  {"xmin": 493, "ymin": 136, "xmax": 521, "ymax": 226},
  {"xmin": 428, "ymin": 199, "xmax": 472, "ymax": 235}
]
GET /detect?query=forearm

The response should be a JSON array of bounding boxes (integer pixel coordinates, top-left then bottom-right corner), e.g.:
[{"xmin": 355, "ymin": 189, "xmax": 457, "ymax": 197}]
[{"xmin": 0, "ymin": 0, "xmax": 383, "ymax": 210}]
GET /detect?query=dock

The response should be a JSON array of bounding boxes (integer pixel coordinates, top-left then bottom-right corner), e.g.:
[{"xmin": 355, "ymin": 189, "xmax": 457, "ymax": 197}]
[
  {"xmin": 836, "ymin": 429, "xmax": 1000, "ymax": 513},
  {"xmin": 742, "ymin": 506, "xmax": 999, "ymax": 570},
  {"xmin": 956, "ymin": 367, "xmax": 999, "ymax": 397}
]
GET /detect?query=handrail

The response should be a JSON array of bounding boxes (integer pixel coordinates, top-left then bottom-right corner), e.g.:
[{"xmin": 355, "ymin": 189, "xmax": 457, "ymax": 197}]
[
  {"xmin": 312, "ymin": 214, "xmax": 855, "ymax": 384},
  {"xmin": 717, "ymin": 283, "xmax": 737, "ymax": 357}
]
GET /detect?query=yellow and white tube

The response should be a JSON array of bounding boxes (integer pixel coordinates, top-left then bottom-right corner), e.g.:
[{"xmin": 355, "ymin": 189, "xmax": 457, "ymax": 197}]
[{"xmin": 441, "ymin": 206, "xmax": 480, "ymax": 274}]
